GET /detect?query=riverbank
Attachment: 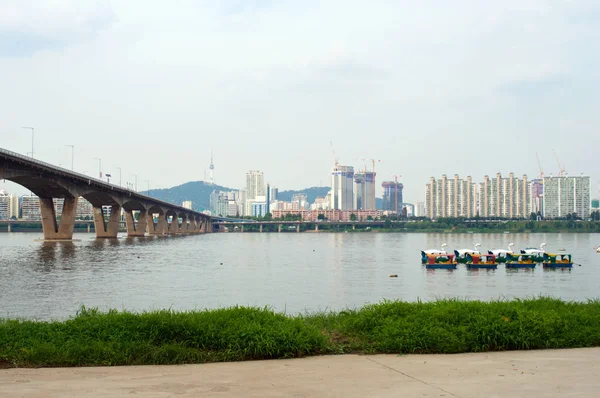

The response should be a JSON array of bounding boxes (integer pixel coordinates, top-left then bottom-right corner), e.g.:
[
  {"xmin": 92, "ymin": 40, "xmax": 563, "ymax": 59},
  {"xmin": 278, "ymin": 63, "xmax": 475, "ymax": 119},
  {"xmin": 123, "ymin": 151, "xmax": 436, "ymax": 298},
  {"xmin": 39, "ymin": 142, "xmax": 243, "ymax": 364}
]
[
  {"xmin": 3, "ymin": 349, "xmax": 599, "ymax": 397},
  {"xmin": 2, "ymin": 298, "xmax": 600, "ymax": 368}
]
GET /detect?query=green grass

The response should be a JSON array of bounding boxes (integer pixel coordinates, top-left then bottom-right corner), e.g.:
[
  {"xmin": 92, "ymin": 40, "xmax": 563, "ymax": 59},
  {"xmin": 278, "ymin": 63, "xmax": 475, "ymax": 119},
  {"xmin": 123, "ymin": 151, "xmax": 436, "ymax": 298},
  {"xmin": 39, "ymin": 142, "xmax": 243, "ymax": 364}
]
[{"xmin": 2, "ymin": 298, "xmax": 600, "ymax": 368}]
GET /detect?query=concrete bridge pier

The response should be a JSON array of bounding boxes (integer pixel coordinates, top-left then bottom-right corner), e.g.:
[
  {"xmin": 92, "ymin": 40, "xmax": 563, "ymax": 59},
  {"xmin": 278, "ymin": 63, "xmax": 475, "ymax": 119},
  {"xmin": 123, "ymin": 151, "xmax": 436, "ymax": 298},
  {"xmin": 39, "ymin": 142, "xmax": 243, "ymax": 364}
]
[
  {"xmin": 315, "ymin": 223, "xmax": 319, "ymax": 231},
  {"xmin": 352, "ymin": 223, "xmax": 356, "ymax": 230},
  {"xmin": 296, "ymin": 224, "xmax": 300, "ymax": 233},
  {"xmin": 240, "ymin": 225, "xmax": 244, "ymax": 233},
  {"xmin": 7, "ymin": 223, "xmax": 11, "ymax": 233},
  {"xmin": 151, "ymin": 214, "xmax": 168, "ymax": 235},
  {"xmin": 259, "ymin": 224, "xmax": 263, "ymax": 233},
  {"xmin": 168, "ymin": 216, "xmax": 180, "ymax": 234},
  {"xmin": 125, "ymin": 209, "xmax": 147, "ymax": 237},
  {"xmin": 40, "ymin": 196, "xmax": 79, "ymax": 240},
  {"xmin": 87, "ymin": 223, "xmax": 91, "ymax": 233},
  {"xmin": 278, "ymin": 224, "xmax": 281, "ymax": 233},
  {"xmin": 94, "ymin": 205, "xmax": 121, "ymax": 238}
]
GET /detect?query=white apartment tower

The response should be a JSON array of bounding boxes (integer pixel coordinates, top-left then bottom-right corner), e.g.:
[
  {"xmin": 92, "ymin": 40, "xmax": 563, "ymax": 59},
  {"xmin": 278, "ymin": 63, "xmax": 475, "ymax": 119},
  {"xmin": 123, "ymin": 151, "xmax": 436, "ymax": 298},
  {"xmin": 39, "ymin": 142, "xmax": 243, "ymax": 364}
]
[
  {"xmin": 246, "ymin": 170, "xmax": 265, "ymax": 200},
  {"xmin": 0, "ymin": 190, "xmax": 9, "ymax": 219},
  {"xmin": 425, "ymin": 174, "xmax": 477, "ymax": 218},
  {"xmin": 542, "ymin": 175, "xmax": 591, "ymax": 219},
  {"xmin": 331, "ymin": 165, "xmax": 354, "ymax": 210}
]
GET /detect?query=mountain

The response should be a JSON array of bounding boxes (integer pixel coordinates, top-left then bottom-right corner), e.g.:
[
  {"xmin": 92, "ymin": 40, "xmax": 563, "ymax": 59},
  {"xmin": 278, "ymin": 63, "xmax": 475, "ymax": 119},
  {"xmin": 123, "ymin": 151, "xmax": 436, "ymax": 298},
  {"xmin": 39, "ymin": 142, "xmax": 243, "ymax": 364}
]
[
  {"xmin": 143, "ymin": 182, "xmax": 384, "ymax": 211},
  {"xmin": 143, "ymin": 181, "xmax": 231, "ymax": 211},
  {"xmin": 278, "ymin": 187, "xmax": 384, "ymax": 209},
  {"xmin": 277, "ymin": 187, "xmax": 330, "ymax": 203}
]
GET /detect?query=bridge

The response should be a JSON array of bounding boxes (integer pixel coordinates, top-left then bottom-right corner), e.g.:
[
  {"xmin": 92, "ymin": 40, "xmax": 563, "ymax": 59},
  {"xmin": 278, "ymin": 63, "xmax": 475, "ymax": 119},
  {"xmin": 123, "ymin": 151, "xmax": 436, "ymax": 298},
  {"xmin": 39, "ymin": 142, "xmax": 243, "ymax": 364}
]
[
  {"xmin": 0, "ymin": 148, "xmax": 212, "ymax": 240},
  {"xmin": 214, "ymin": 220, "xmax": 387, "ymax": 232}
]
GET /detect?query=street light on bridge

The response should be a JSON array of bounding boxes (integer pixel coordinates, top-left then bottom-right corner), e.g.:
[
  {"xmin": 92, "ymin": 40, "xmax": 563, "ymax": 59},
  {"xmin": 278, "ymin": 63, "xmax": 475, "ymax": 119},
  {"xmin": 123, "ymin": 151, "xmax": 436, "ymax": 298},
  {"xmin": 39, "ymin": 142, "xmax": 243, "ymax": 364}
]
[
  {"xmin": 21, "ymin": 127, "xmax": 34, "ymax": 158},
  {"xmin": 93, "ymin": 157, "xmax": 102, "ymax": 179},
  {"xmin": 65, "ymin": 145, "xmax": 74, "ymax": 170},
  {"xmin": 115, "ymin": 167, "xmax": 122, "ymax": 187},
  {"xmin": 131, "ymin": 173, "xmax": 138, "ymax": 192},
  {"xmin": 143, "ymin": 180, "xmax": 150, "ymax": 194}
]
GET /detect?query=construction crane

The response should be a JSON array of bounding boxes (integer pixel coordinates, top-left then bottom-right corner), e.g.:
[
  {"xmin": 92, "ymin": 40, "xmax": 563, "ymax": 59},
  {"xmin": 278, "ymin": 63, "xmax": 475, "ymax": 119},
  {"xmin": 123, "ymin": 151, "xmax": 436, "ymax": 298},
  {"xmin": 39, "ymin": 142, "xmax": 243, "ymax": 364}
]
[
  {"xmin": 392, "ymin": 174, "xmax": 402, "ymax": 215},
  {"xmin": 553, "ymin": 149, "xmax": 566, "ymax": 177},
  {"xmin": 536, "ymin": 152, "xmax": 544, "ymax": 179},
  {"xmin": 329, "ymin": 141, "xmax": 339, "ymax": 167}
]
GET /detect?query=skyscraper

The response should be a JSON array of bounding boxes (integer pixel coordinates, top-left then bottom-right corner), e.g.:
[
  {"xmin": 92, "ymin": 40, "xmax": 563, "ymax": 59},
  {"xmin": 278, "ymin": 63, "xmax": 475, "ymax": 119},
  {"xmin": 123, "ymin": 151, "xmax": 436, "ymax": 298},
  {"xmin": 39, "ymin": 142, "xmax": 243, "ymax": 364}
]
[
  {"xmin": 245, "ymin": 170, "xmax": 265, "ymax": 216},
  {"xmin": 354, "ymin": 171, "xmax": 376, "ymax": 210},
  {"xmin": 542, "ymin": 175, "xmax": 591, "ymax": 219},
  {"xmin": 21, "ymin": 195, "xmax": 41, "ymax": 220},
  {"xmin": 246, "ymin": 170, "xmax": 265, "ymax": 200},
  {"xmin": 330, "ymin": 165, "xmax": 354, "ymax": 210},
  {"xmin": 382, "ymin": 181, "xmax": 403, "ymax": 213},
  {"xmin": 0, "ymin": 190, "xmax": 9, "ymax": 220},
  {"xmin": 9, "ymin": 194, "xmax": 19, "ymax": 219}
]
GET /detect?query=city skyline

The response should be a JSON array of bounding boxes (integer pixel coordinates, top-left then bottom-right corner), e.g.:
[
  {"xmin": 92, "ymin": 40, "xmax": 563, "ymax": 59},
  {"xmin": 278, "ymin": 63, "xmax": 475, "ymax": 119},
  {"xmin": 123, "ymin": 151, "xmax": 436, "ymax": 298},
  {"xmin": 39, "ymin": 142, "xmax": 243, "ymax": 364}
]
[{"xmin": 2, "ymin": 1, "xmax": 600, "ymax": 203}]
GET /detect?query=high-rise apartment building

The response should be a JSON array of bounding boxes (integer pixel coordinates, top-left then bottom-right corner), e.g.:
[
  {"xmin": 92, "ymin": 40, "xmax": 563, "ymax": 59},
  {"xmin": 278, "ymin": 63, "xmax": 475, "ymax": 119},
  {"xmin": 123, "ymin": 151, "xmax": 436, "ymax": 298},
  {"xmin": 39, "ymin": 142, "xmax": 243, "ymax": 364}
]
[
  {"xmin": 245, "ymin": 170, "xmax": 266, "ymax": 216},
  {"xmin": 382, "ymin": 181, "xmax": 403, "ymax": 213},
  {"xmin": 354, "ymin": 171, "xmax": 376, "ymax": 210},
  {"xmin": 0, "ymin": 190, "xmax": 10, "ymax": 219},
  {"xmin": 330, "ymin": 165, "xmax": 354, "ymax": 210},
  {"xmin": 427, "ymin": 173, "xmax": 532, "ymax": 219},
  {"xmin": 21, "ymin": 195, "xmax": 41, "ymax": 220},
  {"xmin": 9, "ymin": 194, "xmax": 19, "ymax": 219},
  {"xmin": 542, "ymin": 176, "xmax": 591, "ymax": 219},
  {"xmin": 246, "ymin": 170, "xmax": 265, "ymax": 200},
  {"xmin": 182, "ymin": 201, "xmax": 193, "ymax": 209},
  {"xmin": 425, "ymin": 175, "xmax": 477, "ymax": 218},
  {"xmin": 76, "ymin": 198, "xmax": 94, "ymax": 219}
]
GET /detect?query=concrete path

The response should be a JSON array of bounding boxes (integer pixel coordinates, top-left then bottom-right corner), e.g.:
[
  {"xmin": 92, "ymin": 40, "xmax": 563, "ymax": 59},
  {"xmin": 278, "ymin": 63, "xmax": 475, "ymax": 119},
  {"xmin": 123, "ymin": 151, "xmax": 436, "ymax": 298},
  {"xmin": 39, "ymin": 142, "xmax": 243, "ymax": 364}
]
[{"xmin": 1, "ymin": 348, "xmax": 599, "ymax": 397}]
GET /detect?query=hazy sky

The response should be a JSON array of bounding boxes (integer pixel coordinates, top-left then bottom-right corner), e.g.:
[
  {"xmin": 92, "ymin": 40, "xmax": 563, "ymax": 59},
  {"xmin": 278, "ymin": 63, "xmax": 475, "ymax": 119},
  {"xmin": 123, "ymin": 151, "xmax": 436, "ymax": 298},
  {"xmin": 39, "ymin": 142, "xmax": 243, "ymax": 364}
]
[{"xmin": 1, "ymin": 0, "xmax": 599, "ymax": 202}]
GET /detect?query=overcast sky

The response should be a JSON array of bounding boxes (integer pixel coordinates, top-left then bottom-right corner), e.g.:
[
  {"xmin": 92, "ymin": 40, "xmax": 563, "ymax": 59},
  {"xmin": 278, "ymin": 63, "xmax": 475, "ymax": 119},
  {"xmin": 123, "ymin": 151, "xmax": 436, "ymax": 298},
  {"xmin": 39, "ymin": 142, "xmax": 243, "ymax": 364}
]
[{"xmin": 1, "ymin": 0, "xmax": 599, "ymax": 203}]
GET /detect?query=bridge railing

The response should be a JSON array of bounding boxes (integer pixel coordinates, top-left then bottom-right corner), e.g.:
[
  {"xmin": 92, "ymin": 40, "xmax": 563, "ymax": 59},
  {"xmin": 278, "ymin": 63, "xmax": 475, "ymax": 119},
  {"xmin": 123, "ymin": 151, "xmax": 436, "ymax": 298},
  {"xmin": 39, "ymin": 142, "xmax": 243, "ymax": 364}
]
[{"xmin": 0, "ymin": 147, "xmax": 209, "ymax": 217}]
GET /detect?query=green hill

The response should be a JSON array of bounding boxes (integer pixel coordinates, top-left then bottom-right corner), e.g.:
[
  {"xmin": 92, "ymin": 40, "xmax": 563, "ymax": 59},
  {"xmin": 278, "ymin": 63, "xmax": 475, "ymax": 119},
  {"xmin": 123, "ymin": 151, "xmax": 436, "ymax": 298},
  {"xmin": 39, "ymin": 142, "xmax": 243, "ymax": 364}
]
[
  {"xmin": 142, "ymin": 181, "xmax": 231, "ymax": 211},
  {"xmin": 144, "ymin": 182, "xmax": 384, "ymax": 211},
  {"xmin": 276, "ymin": 187, "xmax": 330, "ymax": 203}
]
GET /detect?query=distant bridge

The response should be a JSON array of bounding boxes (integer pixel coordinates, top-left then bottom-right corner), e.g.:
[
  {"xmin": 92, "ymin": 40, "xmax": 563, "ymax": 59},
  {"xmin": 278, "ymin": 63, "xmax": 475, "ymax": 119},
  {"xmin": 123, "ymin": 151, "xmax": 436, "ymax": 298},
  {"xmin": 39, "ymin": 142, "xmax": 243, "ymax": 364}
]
[
  {"xmin": 214, "ymin": 220, "xmax": 387, "ymax": 232},
  {"xmin": 0, "ymin": 148, "xmax": 212, "ymax": 240}
]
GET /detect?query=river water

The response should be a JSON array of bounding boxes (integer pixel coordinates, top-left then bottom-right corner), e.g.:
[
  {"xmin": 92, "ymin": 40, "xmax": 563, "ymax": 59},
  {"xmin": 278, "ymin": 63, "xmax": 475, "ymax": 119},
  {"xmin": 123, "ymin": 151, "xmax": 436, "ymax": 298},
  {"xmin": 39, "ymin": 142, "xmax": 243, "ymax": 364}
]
[{"xmin": 1, "ymin": 232, "xmax": 599, "ymax": 320}]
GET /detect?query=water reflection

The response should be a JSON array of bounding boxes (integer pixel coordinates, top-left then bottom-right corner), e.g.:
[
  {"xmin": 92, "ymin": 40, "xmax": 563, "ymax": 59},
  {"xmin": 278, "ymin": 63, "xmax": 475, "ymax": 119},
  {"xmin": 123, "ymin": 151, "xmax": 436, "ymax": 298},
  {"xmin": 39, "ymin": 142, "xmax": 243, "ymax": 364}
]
[
  {"xmin": 37, "ymin": 241, "xmax": 58, "ymax": 265},
  {"xmin": 1, "ymin": 232, "xmax": 599, "ymax": 320},
  {"xmin": 60, "ymin": 242, "xmax": 76, "ymax": 262}
]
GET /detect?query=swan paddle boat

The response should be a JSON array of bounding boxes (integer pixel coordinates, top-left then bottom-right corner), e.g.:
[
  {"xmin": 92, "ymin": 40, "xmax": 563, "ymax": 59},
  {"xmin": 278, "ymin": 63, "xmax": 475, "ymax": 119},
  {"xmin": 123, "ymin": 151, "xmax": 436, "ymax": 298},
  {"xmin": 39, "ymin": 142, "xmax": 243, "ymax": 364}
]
[
  {"xmin": 424, "ymin": 253, "xmax": 457, "ymax": 269},
  {"xmin": 421, "ymin": 243, "xmax": 448, "ymax": 264},
  {"xmin": 488, "ymin": 243, "xmax": 516, "ymax": 263},
  {"xmin": 505, "ymin": 253, "xmax": 537, "ymax": 269},
  {"xmin": 466, "ymin": 253, "xmax": 498, "ymax": 269},
  {"xmin": 521, "ymin": 243, "xmax": 547, "ymax": 263},
  {"xmin": 454, "ymin": 244, "xmax": 481, "ymax": 264},
  {"xmin": 542, "ymin": 253, "xmax": 573, "ymax": 268}
]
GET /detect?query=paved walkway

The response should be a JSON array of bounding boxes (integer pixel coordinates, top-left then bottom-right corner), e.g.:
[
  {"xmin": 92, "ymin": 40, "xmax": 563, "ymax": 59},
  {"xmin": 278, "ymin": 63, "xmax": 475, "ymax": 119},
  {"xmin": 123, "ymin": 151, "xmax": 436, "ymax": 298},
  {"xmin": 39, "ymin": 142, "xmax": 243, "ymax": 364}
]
[{"xmin": 1, "ymin": 348, "xmax": 599, "ymax": 397}]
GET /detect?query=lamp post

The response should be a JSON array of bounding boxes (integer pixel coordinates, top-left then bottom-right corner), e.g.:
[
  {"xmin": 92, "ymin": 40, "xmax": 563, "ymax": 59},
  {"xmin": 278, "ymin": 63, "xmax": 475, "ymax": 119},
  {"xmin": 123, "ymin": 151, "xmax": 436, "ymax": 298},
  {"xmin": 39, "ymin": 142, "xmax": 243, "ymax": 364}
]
[
  {"xmin": 115, "ymin": 167, "xmax": 122, "ymax": 187},
  {"xmin": 132, "ymin": 173, "xmax": 138, "ymax": 192},
  {"xmin": 65, "ymin": 145, "xmax": 74, "ymax": 170},
  {"xmin": 93, "ymin": 157, "xmax": 102, "ymax": 179},
  {"xmin": 21, "ymin": 127, "xmax": 34, "ymax": 158},
  {"xmin": 143, "ymin": 180, "xmax": 150, "ymax": 194}
]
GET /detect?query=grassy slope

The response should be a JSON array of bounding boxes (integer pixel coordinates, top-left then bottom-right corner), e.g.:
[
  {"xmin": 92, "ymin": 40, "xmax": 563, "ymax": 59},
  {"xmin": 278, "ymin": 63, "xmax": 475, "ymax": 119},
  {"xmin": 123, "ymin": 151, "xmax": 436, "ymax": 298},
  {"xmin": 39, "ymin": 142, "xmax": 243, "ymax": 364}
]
[{"xmin": 2, "ymin": 298, "xmax": 600, "ymax": 368}]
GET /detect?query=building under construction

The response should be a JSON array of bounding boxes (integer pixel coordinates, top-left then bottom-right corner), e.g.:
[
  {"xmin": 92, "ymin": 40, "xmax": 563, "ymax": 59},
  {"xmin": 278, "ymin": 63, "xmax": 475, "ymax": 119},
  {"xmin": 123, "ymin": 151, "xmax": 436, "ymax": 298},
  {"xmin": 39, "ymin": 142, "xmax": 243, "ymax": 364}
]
[
  {"xmin": 354, "ymin": 171, "xmax": 376, "ymax": 210},
  {"xmin": 382, "ymin": 181, "xmax": 403, "ymax": 213}
]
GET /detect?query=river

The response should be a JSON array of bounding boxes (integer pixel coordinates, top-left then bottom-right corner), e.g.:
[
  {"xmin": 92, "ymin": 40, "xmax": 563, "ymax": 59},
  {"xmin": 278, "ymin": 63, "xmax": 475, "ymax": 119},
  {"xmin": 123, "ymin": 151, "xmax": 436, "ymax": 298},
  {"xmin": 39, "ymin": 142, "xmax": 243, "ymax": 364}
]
[{"xmin": 0, "ymin": 232, "xmax": 599, "ymax": 320}]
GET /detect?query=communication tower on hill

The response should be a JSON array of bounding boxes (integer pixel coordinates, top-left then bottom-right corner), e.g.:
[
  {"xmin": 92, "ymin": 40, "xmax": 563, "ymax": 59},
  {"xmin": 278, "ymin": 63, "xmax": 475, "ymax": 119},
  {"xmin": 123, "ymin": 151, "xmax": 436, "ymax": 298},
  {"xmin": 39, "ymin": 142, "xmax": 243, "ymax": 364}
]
[{"xmin": 209, "ymin": 151, "xmax": 215, "ymax": 185}]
